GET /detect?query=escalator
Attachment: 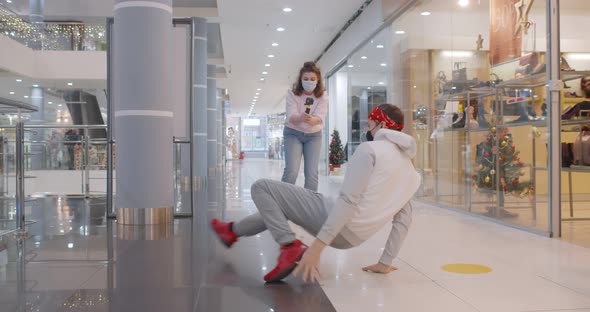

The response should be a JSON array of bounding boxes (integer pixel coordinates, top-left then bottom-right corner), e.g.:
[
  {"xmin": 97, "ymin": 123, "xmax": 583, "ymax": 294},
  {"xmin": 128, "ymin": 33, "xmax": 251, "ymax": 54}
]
[{"xmin": 62, "ymin": 90, "xmax": 107, "ymax": 139}]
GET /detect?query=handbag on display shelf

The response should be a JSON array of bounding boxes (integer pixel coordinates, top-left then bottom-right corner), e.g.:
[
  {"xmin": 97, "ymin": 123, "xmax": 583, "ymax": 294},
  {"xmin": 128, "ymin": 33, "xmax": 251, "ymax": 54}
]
[
  {"xmin": 573, "ymin": 125, "xmax": 590, "ymax": 166},
  {"xmin": 515, "ymin": 52, "xmax": 540, "ymax": 78},
  {"xmin": 562, "ymin": 142, "xmax": 574, "ymax": 167},
  {"xmin": 452, "ymin": 62, "xmax": 468, "ymax": 82}
]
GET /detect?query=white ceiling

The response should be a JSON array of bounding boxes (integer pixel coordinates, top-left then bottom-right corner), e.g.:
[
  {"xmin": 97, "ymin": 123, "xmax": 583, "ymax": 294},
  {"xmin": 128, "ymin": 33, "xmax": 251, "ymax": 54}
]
[{"xmin": 216, "ymin": 0, "xmax": 368, "ymax": 116}]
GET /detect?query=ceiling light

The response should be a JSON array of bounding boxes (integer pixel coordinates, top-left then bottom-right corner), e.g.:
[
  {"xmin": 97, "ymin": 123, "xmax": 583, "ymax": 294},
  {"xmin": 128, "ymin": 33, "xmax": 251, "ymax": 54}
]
[
  {"xmin": 361, "ymin": 56, "xmax": 367, "ymax": 60},
  {"xmin": 381, "ymin": 63, "xmax": 387, "ymax": 67},
  {"xmin": 276, "ymin": 27, "xmax": 285, "ymax": 32},
  {"xmin": 48, "ymin": 101, "xmax": 53, "ymax": 104},
  {"xmin": 58, "ymin": 104, "xmax": 62, "ymax": 107},
  {"xmin": 67, "ymin": 82, "xmax": 73, "ymax": 86},
  {"xmin": 283, "ymin": 7, "xmax": 292, "ymax": 12},
  {"xmin": 24, "ymin": 95, "xmax": 29, "ymax": 98},
  {"xmin": 265, "ymin": 64, "xmax": 271, "ymax": 67},
  {"xmin": 267, "ymin": 54, "xmax": 275, "ymax": 58},
  {"xmin": 255, "ymin": 92, "xmax": 260, "ymax": 95},
  {"xmin": 458, "ymin": 0, "xmax": 469, "ymax": 7},
  {"xmin": 64, "ymin": 118, "xmax": 69, "ymax": 123},
  {"xmin": 367, "ymin": 87, "xmax": 372, "ymax": 90},
  {"xmin": 254, "ymin": 96, "xmax": 258, "ymax": 99},
  {"xmin": 9, "ymin": 91, "xmax": 15, "ymax": 95},
  {"xmin": 16, "ymin": 79, "xmax": 22, "ymax": 82},
  {"xmin": 68, "ymin": 243, "xmax": 74, "ymax": 249},
  {"xmin": 6, "ymin": 0, "xmax": 13, "ymax": 3},
  {"xmin": 272, "ymin": 43, "xmax": 279, "ymax": 47},
  {"xmin": 395, "ymin": 30, "xmax": 405, "ymax": 35},
  {"xmin": 257, "ymin": 88, "xmax": 262, "ymax": 91},
  {"xmin": 32, "ymin": 84, "xmax": 39, "ymax": 87},
  {"xmin": 376, "ymin": 45, "xmax": 384, "ymax": 49},
  {"xmin": 378, "ymin": 82, "xmax": 385, "ymax": 85},
  {"xmin": 421, "ymin": 11, "xmax": 431, "ymax": 16},
  {"xmin": 260, "ymin": 78, "xmax": 265, "ymax": 81},
  {"xmin": 262, "ymin": 71, "xmax": 268, "ymax": 75},
  {"xmin": 348, "ymin": 65, "xmax": 354, "ymax": 68}
]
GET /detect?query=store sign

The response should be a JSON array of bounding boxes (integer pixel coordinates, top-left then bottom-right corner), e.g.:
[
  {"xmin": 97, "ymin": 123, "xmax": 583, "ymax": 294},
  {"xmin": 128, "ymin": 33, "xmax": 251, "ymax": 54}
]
[
  {"xmin": 382, "ymin": 0, "xmax": 412, "ymax": 21},
  {"xmin": 489, "ymin": 0, "xmax": 522, "ymax": 65}
]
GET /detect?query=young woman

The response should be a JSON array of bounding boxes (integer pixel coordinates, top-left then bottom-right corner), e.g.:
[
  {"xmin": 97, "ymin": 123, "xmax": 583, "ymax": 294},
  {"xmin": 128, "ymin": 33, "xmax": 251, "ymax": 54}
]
[{"xmin": 282, "ymin": 62, "xmax": 328, "ymax": 192}]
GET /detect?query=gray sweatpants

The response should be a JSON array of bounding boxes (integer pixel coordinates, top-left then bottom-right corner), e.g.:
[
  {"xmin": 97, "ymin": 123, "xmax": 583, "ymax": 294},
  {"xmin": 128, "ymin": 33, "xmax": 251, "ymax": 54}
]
[{"xmin": 233, "ymin": 179, "xmax": 354, "ymax": 249}]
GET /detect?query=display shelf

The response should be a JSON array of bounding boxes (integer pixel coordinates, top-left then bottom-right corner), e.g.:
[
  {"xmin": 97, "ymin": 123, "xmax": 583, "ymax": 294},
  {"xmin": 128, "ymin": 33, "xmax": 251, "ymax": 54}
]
[{"xmin": 497, "ymin": 70, "xmax": 590, "ymax": 89}]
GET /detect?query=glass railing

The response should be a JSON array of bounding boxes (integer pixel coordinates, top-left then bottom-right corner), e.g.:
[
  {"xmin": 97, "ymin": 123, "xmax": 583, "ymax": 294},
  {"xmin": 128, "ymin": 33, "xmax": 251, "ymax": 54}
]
[
  {"xmin": 0, "ymin": 4, "xmax": 107, "ymax": 51},
  {"xmin": 1, "ymin": 123, "xmax": 195, "ymax": 236}
]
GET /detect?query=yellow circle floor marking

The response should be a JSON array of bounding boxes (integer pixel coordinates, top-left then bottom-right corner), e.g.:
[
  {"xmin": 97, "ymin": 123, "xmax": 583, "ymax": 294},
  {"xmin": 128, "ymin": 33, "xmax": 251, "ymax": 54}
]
[{"xmin": 441, "ymin": 264, "xmax": 493, "ymax": 274}]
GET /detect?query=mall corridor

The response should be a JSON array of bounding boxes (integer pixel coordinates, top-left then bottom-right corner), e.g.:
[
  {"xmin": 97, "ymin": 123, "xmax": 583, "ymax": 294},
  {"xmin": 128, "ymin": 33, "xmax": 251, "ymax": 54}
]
[{"xmin": 0, "ymin": 159, "xmax": 589, "ymax": 311}]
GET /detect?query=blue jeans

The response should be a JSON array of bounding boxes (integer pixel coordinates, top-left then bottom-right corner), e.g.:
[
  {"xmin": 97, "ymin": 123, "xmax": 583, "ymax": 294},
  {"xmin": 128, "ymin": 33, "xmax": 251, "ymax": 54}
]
[{"xmin": 281, "ymin": 127, "xmax": 322, "ymax": 191}]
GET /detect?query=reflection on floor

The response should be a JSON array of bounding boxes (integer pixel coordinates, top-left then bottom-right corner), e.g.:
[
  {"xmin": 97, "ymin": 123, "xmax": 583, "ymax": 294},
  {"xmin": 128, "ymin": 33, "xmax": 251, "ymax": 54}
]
[{"xmin": 0, "ymin": 159, "xmax": 589, "ymax": 311}]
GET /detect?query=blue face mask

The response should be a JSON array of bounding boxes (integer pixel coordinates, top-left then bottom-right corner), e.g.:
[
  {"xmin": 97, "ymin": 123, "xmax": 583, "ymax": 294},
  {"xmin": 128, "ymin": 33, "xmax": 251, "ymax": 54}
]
[{"xmin": 302, "ymin": 80, "xmax": 317, "ymax": 92}]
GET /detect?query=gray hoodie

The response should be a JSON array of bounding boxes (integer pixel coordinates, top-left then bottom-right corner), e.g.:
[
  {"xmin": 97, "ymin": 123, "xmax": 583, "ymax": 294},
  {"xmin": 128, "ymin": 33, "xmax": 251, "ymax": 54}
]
[{"xmin": 317, "ymin": 129, "xmax": 421, "ymax": 261}]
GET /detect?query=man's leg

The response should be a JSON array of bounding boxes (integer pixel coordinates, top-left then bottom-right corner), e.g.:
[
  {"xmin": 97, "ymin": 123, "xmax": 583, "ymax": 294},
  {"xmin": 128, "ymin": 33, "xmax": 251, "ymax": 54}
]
[
  {"xmin": 249, "ymin": 179, "xmax": 328, "ymax": 245},
  {"xmin": 232, "ymin": 213, "xmax": 266, "ymax": 237}
]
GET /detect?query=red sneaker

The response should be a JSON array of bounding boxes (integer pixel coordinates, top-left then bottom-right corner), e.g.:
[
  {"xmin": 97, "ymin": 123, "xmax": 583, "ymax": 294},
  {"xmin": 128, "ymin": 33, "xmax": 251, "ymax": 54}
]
[
  {"xmin": 211, "ymin": 219, "xmax": 238, "ymax": 248},
  {"xmin": 264, "ymin": 239, "xmax": 308, "ymax": 282}
]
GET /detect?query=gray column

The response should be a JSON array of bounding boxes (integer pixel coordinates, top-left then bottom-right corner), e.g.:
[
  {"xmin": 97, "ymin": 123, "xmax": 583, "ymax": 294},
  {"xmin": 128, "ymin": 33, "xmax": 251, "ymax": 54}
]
[
  {"xmin": 29, "ymin": 87, "xmax": 45, "ymax": 169},
  {"xmin": 192, "ymin": 18, "xmax": 208, "ymax": 208},
  {"xmin": 207, "ymin": 65, "xmax": 218, "ymax": 177},
  {"xmin": 206, "ymin": 65, "xmax": 217, "ymax": 206},
  {"xmin": 113, "ymin": 0, "xmax": 174, "ymax": 224},
  {"xmin": 28, "ymin": 0, "xmax": 43, "ymax": 50},
  {"xmin": 217, "ymin": 89, "xmax": 223, "ymax": 171}
]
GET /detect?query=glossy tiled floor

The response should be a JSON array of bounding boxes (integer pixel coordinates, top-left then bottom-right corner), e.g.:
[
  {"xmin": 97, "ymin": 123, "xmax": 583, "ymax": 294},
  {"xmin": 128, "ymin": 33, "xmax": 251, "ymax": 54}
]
[{"xmin": 0, "ymin": 159, "xmax": 590, "ymax": 311}]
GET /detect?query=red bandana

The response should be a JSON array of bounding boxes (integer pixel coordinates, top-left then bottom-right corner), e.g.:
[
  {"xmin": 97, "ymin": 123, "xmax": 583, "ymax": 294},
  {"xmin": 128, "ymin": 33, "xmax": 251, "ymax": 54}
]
[{"xmin": 368, "ymin": 106, "xmax": 404, "ymax": 131}]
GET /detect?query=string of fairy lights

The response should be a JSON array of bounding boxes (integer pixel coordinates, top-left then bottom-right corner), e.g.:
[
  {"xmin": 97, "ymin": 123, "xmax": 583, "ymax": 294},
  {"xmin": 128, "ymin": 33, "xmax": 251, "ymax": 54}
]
[{"xmin": 0, "ymin": 6, "xmax": 107, "ymax": 51}]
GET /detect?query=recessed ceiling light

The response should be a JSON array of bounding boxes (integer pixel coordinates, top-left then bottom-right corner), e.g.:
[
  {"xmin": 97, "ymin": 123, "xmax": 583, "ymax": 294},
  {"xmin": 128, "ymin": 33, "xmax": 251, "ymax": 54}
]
[
  {"xmin": 272, "ymin": 43, "xmax": 279, "ymax": 47},
  {"xmin": 67, "ymin": 82, "xmax": 73, "ymax": 86},
  {"xmin": 376, "ymin": 45, "xmax": 384, "ymax": 49},
  {"xmin": 262, "ymin": 71, "xmax": 268, "ymax": 75},
  {"xmin": 378, "ymin": 82, "xmax": 385, "ymax": 85},
  {"xmin": 6, "ymin": 0, "xmax": 13, "ymax": 3},
  {"xmin": 283, "ymin": 7, "xmax": 292, "ymax": 12},
  {"xmin": 257, "ymin": 88, "xmax": 262, "ymax": 91},
  {"xmin": 255, "ymin": 92, "xmax": 260, "ymax": 95},
  {"xmin": 421, "ymin": 11, "xmax": 431, "ymax": 16},
  {"xmin": 24, "ymin": 95, "xmax": 29, "ymax": 98},
  {"xmin": 458, "ymin": 0, "xmax": 469, "ymax": 7},
  {"xmin": 48, "ymin": 101, "xmax": 53, "ymax": 104},
  {"xmin": 64, "ymin": 118, "xmax": 69, "ymax": 123},
  {"xmin": 254, "ymin": 96, "xmax": 258, "ymax": 99},
  {"xmin": 395, "ymin": 30, "xmax": 405, "ymax": 35},
  {"xmin": 67, "ymin": 243, "xmax": 74, "ymax": 249},
  {"xmin": 58, "ymin": 104, "xmax": 62, "ymax": 107},
  {"xmin": 380, "ymin": 63, "xmax": 387, "ymax": 67},
  {"xmin": 260, "ymin": 78, "xmax": 265, "ymax": 81},
  {"xmin": 267, "ymin": 54, "xmax": 275, "ymax": 58},
  {"xmin": 367, "ymin": 87, "xmax": 372, "ymax": 90},
  {"xmin": 348, "ymin": 65, "xmax": 354, "ymax": 68},
  {"xmin": 265, "ymin": 64, "xmax": 271, "ymax": 67},
  {"xmin": 361, "ymin": 56, "xmax": 367, "ymax": 60},
  {"xmin": 276, "ymin": 27, "xmax": 285, "ymax": 32},
  {"xmin": 16, "ymin": 79, "xmax": 22, "ymax": 82},
  {"xmin": 32, "ymin": 84, "xmax": 39, "ymax": 87}
]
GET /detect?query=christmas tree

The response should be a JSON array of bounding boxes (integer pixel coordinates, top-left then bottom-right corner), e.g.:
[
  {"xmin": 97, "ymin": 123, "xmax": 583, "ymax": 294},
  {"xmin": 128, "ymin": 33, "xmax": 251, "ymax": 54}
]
[
  {"xmin": 329, "ymin": 129, "xmax": 345, "ymax": 167},
  {"xmin": 473, "ymin": 126, "xmax": 533, "ymax": 200}
]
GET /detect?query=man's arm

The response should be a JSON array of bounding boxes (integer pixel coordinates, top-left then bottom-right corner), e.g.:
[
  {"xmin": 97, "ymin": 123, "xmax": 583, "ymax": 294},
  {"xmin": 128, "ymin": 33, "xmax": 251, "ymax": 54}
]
[{"xmin": 363, "ymin": 202, "xmax": 413, "ymax": 274}]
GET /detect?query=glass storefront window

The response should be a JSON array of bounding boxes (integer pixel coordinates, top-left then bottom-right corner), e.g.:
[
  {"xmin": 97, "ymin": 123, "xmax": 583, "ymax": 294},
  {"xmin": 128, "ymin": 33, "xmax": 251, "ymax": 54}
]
[{"xmin": 327, "ymin": 0, "xmax": 557, "ymax": 235}]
